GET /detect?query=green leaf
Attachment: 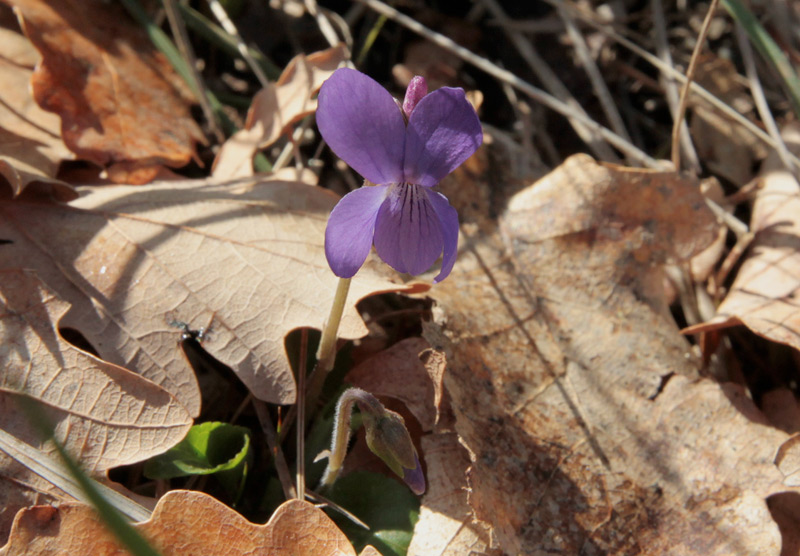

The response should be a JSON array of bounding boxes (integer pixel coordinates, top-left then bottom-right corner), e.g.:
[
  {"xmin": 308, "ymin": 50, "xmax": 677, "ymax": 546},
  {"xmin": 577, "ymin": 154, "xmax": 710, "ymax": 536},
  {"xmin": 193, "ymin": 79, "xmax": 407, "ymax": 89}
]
[
  {"xmin": 144, "ymin": 421, "xmax": 250, "ymax": 480},
  {"xmin": 325, "ymin": 472, "xmax": 420, "ymax": 556}
]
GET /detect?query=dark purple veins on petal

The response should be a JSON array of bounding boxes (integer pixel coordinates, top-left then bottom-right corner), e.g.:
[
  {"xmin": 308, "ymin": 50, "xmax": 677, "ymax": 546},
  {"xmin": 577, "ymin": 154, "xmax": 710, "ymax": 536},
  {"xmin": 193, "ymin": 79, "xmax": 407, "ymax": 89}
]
[{"xmin": 373, "ymin": 184, "xmax": 444, "ymax": 276}]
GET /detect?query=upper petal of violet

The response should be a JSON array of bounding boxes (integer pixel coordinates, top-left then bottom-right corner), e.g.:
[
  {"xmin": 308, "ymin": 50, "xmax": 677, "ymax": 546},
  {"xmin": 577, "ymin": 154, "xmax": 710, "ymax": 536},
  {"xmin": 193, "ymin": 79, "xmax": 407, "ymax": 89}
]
[
  {"xmin": 403, "ymin": 87, "xmax": 483, "ymax": 187},
  {"xmin": 317, "ymin": 68, "xmax": 405, "ymax": 185},
  {"xmin": 325, "ymin": 184, "xmax": 390, "ymax": 278}
]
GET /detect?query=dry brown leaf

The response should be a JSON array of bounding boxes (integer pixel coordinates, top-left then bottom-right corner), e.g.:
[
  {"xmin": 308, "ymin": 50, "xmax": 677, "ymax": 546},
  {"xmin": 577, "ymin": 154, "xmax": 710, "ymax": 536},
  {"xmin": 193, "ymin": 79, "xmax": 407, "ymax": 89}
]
[
  {"xmin": 346, "ymin": 337, "xmax": 441, "ymax": 432},
  {"xmin": 0, "ymin": 268, "xmax": 191, "ymax": 543},
  {"xmin": 0, "ymin": 27, "xmax": 74, "ymax": 200},
  {"xmin": 6, "ymin": 0, "xmax": 204, "ymax": 184},
  {"xmin": 408, "ymin": 433, "xmax": 497, "ymax": 556},
  {"xmin": 0, "ymin": 176, "xmax": 423, "ymax": 416},
  {"xmin": 762, "ymin": 389, "xmax": 800, "ymax": 434},
  {"xmin": 684, "ymin": 124, "xmax": 800, "ymax": 353},
  {"xmin": 689, "ymin": 55, "xmax": 765, "ymax": 186},
  {"xmin": 212, "ymin": 44, "xmax": 347, "ymax": 180},
  {"xmin": 0, "ymin": 490, "xmax": 376, "ymax": 555},
  {"xmin": 424, "ymin": 153, "xmax": 797, "ymax": 554}
]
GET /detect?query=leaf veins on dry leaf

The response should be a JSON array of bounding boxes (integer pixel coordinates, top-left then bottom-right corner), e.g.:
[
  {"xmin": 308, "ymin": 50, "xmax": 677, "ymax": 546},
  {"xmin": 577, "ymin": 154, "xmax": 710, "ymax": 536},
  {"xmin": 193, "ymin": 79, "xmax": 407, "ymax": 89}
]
[
  {"xmin": 6, "ymin": 0, "xmax": 204, "ymax": 184},
  {"xmin": 0, "ymin": 27, "xmax": 74, "ymax": 200},
  {"xmin": 0, "ymin": 269, "xmax": 191, "ymax": 544},
  {"xmin": 686, "ymin": 123, "xmax": 800, "ymax": 355},
  {"xmin": 0, "ymin": 175, "xmax": 422, "ymax": 417},
  {"xmin": 0, "ymin": 490, "xmax": 379, "ymax": 555},
  {"xmin": 423, "ymin": 153, "xmax": 800, "ymax": 555}
]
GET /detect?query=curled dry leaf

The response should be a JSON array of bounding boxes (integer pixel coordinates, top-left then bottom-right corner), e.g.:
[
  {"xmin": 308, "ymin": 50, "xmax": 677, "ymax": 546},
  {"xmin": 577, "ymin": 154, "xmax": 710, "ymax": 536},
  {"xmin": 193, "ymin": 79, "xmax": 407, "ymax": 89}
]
[
  {"xmin": 0, "ymin": 28, "xmax": 74, "ymax": 200},
  {"xmin": 685, "ymin": 124, "xmax": 800, "ymax": 352},
  {"xmin": 424, "ymin": 154, "xmax": 796, "ymax": 554},
  {"xmin": 7, "ymin": 0, "xmax": 204, "ymax": 184},
  {"xmin": 212, "ymin": 44, "xmax": 347, "ymax": 180},
  {"xmin": 689, "ymin": 55, "xmax": 765, "ymax": 186},
  {"xmin": 0, "ymin": 269, "xmax": 192, "ymax": 543},
  {"xmin": 346, "ymin": 337, "xmax": 443, "ymax": 432},
  {"xmin": 0, "ymin": 490, "xmax": 377, "ymax": 555},
  {"xmin": 0, "ymin": 176, "xmax": 423, "ymax": 416},
  {"xmin": 408, "ymin": 433, "xmax": 498, "ymax": 556}
]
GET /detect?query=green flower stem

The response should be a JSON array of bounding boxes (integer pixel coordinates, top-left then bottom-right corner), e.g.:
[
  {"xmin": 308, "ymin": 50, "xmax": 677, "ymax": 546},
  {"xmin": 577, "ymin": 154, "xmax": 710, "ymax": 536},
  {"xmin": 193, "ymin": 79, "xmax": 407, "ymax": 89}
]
[
  {"xmin": 316, "ymin": 277, "xmax": 352, "ymax": 371},
  {"xmin": 304, "ymin": 277, "xmax": 352, "ymax": 420},
  {"xmin": 319, "ymin": 388, "xmax": 384, "ymax": 489}
]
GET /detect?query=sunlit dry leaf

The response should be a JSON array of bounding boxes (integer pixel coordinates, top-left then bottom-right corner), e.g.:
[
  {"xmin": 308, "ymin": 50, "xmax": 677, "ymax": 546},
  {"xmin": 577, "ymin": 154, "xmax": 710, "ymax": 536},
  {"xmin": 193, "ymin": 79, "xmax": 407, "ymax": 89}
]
[
  {"xmin": 408, "ymin": 433, "xmax": 497, "ymax": 556},
  {"xmin": 0, "ymin": 176, "xmax": 423, "ymax": 415},
  {"xmin": 0, "ymin": 269, "xmax": 191, "ymax": 543},
  {"xmin": 776, "ymin": 435, "xmax": 800, "ymax": 488},
  {"xmin": 424, "ymin": 154, "xmax": 794, "ymax": 554},
  {"xmin": 212, "ymin": 44, "xmax": 347, "ymax": 180},
  {"xmin": 689, "ymin": 55, "xmax": 765, "ymax": 186},
  {"xmin": 0, "ymin": 491, "xmax": 376, "ymax": 555},
  {"xmin": 684, "ymin": 125, "xmax": 800, "ymax": 353},
  {"xmin": 6, "ymin": 0, "xmax": 204, "ymax": 184},
  {"xmin": 346, "ymin": 337, "xmax": 439, "ymax": 432},
  {"xmin": 0, "ymin": 27, "xmax": 73, "ymax": 200}
]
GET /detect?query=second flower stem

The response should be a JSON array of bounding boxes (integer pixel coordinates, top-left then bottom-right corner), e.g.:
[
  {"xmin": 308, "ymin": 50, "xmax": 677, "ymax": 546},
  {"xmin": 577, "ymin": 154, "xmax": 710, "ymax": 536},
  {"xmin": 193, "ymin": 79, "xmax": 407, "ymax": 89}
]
[
  {"xmin": 305, "ymin": 277, "xmax": 351, "ymax": 416},
  {"xmin": 295, "ymin": 276, "xmax": 351, "ymax": 497}
]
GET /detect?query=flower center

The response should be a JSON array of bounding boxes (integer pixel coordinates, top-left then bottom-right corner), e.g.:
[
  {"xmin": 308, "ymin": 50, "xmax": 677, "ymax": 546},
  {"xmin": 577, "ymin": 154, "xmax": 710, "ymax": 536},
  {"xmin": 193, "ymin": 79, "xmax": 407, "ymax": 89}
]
[{"xmin": 392, "ymin": 182, "xmax": 429, "ymax": 224}]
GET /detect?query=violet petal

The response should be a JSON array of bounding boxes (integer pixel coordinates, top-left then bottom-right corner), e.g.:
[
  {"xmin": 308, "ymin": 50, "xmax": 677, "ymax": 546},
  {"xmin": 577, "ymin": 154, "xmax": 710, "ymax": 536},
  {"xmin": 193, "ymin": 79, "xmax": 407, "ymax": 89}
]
[
  {"xmin": 317, "ymin": 68, "xmax": 405, "ymax": 184},
  {"xmin": 373, "ymin": 184, "xmax": 444, "ymax": 276},
  {"xmin": 427, "ymin": 191, "xmax": 459, "ymax": 283},
  {"xmin": 402, "ymin": 453, "xmax": 426, "ymax": 495},
  {"xmin": 403, "ymin": 87, "xmax": 483, "ymax": 187},
  {"xmin": 402, "ymin": 76, "xmax": 428, "ymax": 119},
  {"xmin": 324, "ymin": 184, "xmax": 390, "ymax": 278}
]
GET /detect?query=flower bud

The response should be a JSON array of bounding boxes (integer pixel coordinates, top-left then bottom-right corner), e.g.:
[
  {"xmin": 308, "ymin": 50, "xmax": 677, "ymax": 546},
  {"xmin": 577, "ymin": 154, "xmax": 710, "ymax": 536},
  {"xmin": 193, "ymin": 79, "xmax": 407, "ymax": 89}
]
[{"xmin": 363, "ymin": 409, "xmax": 425, "ymax": 495}]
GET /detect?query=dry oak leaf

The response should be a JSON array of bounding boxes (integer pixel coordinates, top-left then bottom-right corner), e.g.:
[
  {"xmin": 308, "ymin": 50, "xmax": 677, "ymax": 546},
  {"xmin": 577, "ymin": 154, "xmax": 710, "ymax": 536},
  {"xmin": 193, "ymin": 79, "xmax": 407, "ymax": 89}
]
[
  {"xmin": 6, "ymin": 0, "xmax": 204, "ymax": 185},
  {"xmin": 0, "ymin": 27, "xmax": 74, "ymax": 200},
  {"xmin": 689, "ymin": 55, "xmax": 766, "ymax": 186},
  {"xmin": 408, "ymin": 433, "xmax": 498, "ymax": 556},
  {"xmin": 424, "ymin": 154, "xmax": 795, "ymax": 554},
  {"xmin": 0, "ymin": 490, "xmax": 378, "ymax": 555},
  {"xmin": 0, "ymin": 176, "xmax": 423, "ymax": 416},
  {"xmin": 346, "ymin": 337, "xmax": 444, "ymax": 432},
  {"xmin": 685, "ymin": 124, "xmax": 800, "ymax": 353},
  {"xmin": 0, "ymin": 269, "xmax": 191, "ymax": 543},
  {"xmin": 212, "ymin": 44, "xmax": 347, "ymax": 180}
]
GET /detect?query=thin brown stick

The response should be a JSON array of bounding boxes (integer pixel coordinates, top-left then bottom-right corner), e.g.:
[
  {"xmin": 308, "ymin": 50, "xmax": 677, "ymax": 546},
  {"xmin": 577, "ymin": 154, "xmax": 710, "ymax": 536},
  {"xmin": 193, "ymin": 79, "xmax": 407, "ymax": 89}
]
[
  {"xmin": 541, "ymin": 0, "xmax": 800, "ymax": 169},
  {"xmin": 556, "ymin": 3, "xmax": 632, "ymax": 145},
  {"xmin": 652, "ymin": 0, "xmax": 701, "ymax": 172},
  {"xmin": 356, "ymin": 0, "xmax": 659, "ymax": 167},
  {"xmin": 163, "ymin": 0, "xmax": 224, "ymax": 143},
  {"xmin": 671, "ymin": 0, "xmax": 721, "ymax": 171},
  {"xmin": 735, "ymin": 23, "xmax": 797, "ymax": 174},
  {"xmin": 295, "ymin": 329, "xmax": 308, "ymax": 501},
  {"xmin": 253, "ymin": 399, "xmax": 297, "ymax": 500},
  {"xmin": 481, "ymin": 0, "xmax": 619, "ymax": 162},
  {"xmin": 206, "ymin": 0, "xmax": 271, "ymax": 89}
]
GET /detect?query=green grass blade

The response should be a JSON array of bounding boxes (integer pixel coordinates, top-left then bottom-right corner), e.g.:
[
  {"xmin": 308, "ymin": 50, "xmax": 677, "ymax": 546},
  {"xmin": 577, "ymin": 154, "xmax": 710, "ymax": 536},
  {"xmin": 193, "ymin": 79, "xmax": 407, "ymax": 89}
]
[
  {"xmin": 722, "ymin": 0, "xmax": 800, "ymax": 118},
  {"xmin": 178, "ymin": 4, "xmax": 281, "ymax": 80},
  {"xmin": 16, "ymin": 394, "xmax": 162, "ymax": 556},
  {"xmin": 119, "ymin": 0, "xmax": 239, "ymax": 136}
]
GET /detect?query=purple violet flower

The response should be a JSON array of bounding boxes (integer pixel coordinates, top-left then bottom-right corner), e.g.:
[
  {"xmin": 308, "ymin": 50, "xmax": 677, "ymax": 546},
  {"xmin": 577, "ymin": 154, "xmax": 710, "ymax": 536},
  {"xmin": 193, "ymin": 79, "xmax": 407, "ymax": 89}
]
[{"xmin": 317, "ymin": 68, "xmax": 482, "ymax": 282}]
